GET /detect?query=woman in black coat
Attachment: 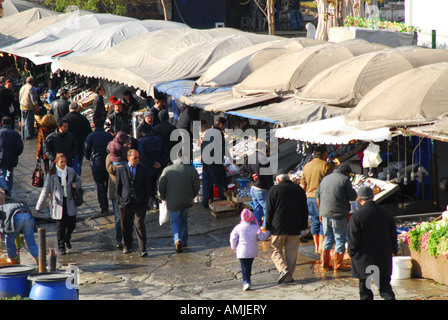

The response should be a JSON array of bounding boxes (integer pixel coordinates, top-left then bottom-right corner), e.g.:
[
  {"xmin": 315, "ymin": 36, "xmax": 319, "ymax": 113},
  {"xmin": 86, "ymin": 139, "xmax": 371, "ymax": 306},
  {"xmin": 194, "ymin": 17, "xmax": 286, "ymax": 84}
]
[{"xmin": 347, "ymin": 187, "xmax": 398, "ymax": 300}]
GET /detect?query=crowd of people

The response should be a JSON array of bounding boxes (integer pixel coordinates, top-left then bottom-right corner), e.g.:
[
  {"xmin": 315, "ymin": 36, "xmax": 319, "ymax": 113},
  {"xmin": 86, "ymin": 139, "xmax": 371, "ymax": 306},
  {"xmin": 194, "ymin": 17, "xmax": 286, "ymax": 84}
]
[{"xmin": 0, "ymin": 75, "xmax": 398, "ymax": 300}]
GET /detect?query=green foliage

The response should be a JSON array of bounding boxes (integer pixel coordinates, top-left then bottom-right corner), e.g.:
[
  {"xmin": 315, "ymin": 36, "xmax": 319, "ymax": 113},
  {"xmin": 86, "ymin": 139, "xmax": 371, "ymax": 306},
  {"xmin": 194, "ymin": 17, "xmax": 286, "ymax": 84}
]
[
  {"xmin": 344, "ymin": 15, "xmax": 421, "ymax": 33},
  {"xmin": 0, "ymin": 295, "xmax": 30, "ymax": 300},
  {"xmin": 43, "ymin": 0, "xmax": 128, "ymax": 16}
]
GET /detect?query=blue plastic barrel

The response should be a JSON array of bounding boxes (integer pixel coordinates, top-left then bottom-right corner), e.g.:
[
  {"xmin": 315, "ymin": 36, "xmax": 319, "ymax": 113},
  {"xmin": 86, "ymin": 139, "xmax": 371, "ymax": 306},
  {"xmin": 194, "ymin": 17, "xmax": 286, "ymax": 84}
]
[
  {"xmin": 0, "ymin": 265, "xmax": 35, "ymax": 298},
  {"xmin": 28, "ymin": 273, "xmax": 78, "ymax": 300}
]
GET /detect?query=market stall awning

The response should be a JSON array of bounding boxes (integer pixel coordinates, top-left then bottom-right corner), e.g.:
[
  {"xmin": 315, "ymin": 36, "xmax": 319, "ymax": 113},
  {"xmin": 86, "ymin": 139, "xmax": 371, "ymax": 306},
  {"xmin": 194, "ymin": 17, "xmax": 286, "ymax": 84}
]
[
  {"xmin": 1, "ymin": 13, "xmax": 189, "ymax": 66},
  {"xmin": 232, "ymin": 39, "xmax": 389, "ymax": 97},
  {"xmin": 195, "ymin": 38, "xmax": 323, "ymax": 87},
  {"xmin": 226, "ymin": 98, "xmax": 349, "ymax": 127},
  {"xmin": 400, "ymin": 117, "xmax": 448, "ymax": 143},
  {"xmin": 345, "ymin": 62, "xmax": 448, "ymax": 130},
  {"xmin": 298, "ymin": 46, "xmax": 448, "ymax": 107},
  {"xmin": 274, "ymin": 115, "xmax": 392, "ymax": 144},
  {"xmin": 55, "ymin": 28, "xmax": 279, "ymax": 93}
]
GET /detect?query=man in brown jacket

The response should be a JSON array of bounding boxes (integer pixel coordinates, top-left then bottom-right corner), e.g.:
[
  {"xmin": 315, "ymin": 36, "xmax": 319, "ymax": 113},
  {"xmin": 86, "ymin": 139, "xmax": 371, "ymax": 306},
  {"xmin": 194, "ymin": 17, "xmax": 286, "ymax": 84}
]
[{"xmin": 300, "ymin": 145, "xmax": 334, "ymax": 253}]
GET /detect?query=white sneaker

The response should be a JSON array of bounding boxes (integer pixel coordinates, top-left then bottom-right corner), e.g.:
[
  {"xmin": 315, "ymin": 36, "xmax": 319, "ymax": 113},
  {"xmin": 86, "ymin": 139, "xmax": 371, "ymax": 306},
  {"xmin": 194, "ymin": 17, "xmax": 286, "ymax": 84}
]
[{"xmin": 243, "ymin": 283, "xmax": 251, "ymax": 291}]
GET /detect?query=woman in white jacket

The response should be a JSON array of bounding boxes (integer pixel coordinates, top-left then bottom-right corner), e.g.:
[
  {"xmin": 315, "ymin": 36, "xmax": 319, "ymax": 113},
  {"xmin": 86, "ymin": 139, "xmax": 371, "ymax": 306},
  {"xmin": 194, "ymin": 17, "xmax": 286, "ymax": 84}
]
[
  {"xmin": 230, "ymin": 209, "xmax": 270, "ymax": 291},
  {"xmin": 36, "ymin": 153, "xmax": 82, "ymax": 255}
]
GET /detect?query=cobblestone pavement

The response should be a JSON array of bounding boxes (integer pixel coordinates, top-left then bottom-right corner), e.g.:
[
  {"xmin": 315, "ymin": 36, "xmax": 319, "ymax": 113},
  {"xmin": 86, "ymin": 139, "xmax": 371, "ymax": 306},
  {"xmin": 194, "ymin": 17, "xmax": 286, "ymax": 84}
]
[{"xmin": 9, "ymin": 137, "xmax": 448, "ymax": 305}]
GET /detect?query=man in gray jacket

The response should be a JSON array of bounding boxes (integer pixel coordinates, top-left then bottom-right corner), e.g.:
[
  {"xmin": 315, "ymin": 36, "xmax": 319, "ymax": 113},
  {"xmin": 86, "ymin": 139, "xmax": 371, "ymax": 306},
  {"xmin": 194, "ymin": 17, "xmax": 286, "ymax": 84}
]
[
  {"xmin": 316, "ymin": 162, "xmax": 357, "ymax": 271},
  {"xmin": 157, "ymin": 149, "xmax": 200, "ymax": 253}
]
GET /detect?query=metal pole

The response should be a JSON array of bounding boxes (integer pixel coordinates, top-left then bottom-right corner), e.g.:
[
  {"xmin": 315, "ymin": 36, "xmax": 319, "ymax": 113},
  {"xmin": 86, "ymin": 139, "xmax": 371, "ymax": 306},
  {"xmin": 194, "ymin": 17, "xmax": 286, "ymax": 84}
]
[
  {"xmin": 432, "ymin": 29, "xmax": 436, "ymax": 49},
  {"xmin": 38, "ymin": 228, "xmax": 46, "ymax": 273}
]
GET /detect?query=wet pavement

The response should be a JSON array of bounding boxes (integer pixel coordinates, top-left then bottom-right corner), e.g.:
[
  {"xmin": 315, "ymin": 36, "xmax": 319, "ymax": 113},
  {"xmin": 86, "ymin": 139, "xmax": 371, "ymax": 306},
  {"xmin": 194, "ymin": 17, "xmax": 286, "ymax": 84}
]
[{"xmin": 9, "ymin": 137, "xmax": 448, "ymax": 303}]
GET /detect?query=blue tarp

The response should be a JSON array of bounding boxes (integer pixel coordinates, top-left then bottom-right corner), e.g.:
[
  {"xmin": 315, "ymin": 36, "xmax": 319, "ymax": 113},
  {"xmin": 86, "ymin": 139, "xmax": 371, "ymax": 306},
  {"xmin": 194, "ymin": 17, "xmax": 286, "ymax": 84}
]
[
  {"xmin": 172, "ymin": 0, "xmax": 226, "ymax": 29},
  {"xmin": 154, "ymin": 79, "xmax": 231, "ymax": 99}
]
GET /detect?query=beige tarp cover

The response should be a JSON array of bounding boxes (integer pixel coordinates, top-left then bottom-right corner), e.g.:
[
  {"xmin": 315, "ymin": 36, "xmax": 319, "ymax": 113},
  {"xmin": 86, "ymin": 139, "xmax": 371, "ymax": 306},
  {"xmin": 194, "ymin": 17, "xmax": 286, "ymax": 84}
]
[
  {"xmin": 298, "ymin": 46, "xmax": 448, "ymax": 107},
  {"xmin": 1, "ymin": 13, "xmax": 189, "ymax": 66},
  {"xmin": 195, "ymin": 38, "xmax": 323, "ymax": 87},
  {"xmin": 57, "ymin": 28, "xmax": 279, "ymax": 93},
  {"xmin": 275, "ymin": 115, "xmax": 392, "ymax": 144},
  {"xmin": 1, "ymin": 0, "xmax": 44, "ymax": 17},
  {"xmin": 329, "ymin": 27, "xmax": 416, "ymax": 48},
  {"xmin": 232, "ymin": 39, "xmax": 389, "ymax": 97},
  {"xmin": 403, "ymin": 117, "xmax": 448, "ymax": 143},
  {"xmin": 345, "ymin": 62, "xmax": 448, "ymax": 130}
]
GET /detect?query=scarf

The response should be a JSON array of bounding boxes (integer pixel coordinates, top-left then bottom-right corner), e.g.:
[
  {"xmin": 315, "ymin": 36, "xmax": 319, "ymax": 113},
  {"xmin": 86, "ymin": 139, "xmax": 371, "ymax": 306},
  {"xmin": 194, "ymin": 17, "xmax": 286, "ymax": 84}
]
[{"xmin": 56, "ymin": 164, "xmax": 68, "ymax": 197}]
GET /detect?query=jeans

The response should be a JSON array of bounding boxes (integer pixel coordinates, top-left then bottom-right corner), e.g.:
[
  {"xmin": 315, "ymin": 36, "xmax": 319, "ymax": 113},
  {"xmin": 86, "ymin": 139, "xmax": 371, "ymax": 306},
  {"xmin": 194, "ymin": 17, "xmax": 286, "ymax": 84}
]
[
  {"xmin": 0, "ymin": 167, "xmax": 13, "ymax": 194},
  {"xmin": 5, "ymin": 212, "xmax": 39, "ymax": 260},
  {"xmin": 322, "ymin": 216, "xmax": 348, "ymax": 254},
  {"xmin": 21, "ymin": 110, "xmax": 34, "ymax": 139},
  {"xmin": 169, "ymin": 208, "xmax": 189, "ymax": 246},
  {"xmin": 307, "ymin": 198, "xmax": 323, "ymax": 235},
  {"xmin": 290, "ymin": 10, "xmax": 302, "ymax": 30},
  {"xmin": 239, "ymin": 258, "xmax": 254, "ymax": 285},
  {"xmin": 250, "ymin": 187, "xmax": 267, "ymax": 228},
  {"xmin": 359, "ymin": 277, "xmax": 396, "ymax": 300}
]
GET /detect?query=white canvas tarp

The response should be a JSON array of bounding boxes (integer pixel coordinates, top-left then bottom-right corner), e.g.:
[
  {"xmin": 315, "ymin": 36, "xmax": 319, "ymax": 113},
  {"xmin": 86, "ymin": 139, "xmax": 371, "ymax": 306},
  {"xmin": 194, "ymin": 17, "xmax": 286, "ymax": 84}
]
[
  {"xmin": 195, "ymin": 38, "xmax": 323, "ymax": 87},
  {"xmin": 1, "ymin": 0, "xmax": 44, "ymax": 17},
  {"xmin": 298, "ymin": 46, "xmax": 448, "ymax": 107},
  {"xmin": 56, "ymin": 28, "xmax": 279, "ymax": 93},
  {"xmin": 232, "ymin": 39, "xmax": 389, "ymax": 97},
  {"xmin": 345, "ymin": 62, "xmax": 448, "ymax": 130},
  {"xmin": 1, "ymin": 13, "xmax": 189, "ymax": 66},
  {"xmin": 274, "ymin": 115, "xmax": 391, "ymax": 144}
]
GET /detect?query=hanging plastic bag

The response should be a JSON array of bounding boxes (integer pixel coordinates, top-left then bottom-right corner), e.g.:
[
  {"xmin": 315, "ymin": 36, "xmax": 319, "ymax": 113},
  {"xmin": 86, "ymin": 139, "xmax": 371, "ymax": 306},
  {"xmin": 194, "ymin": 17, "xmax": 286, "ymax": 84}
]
[
  {"xmin": 159, "ymin": 200, "xmax": 169, "ymax": 225},
  {"xmin": 362, "ymin": 142, "xmax": 382, "ymax": 169}
]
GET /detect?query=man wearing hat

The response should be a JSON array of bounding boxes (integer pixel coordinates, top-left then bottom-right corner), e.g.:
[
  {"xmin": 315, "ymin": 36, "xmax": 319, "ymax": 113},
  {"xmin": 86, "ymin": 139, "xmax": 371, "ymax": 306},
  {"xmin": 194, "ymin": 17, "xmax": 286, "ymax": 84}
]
[
  {"xmin": 265, "ymin": 169, "xmax": 309, "ymax": 284},
  {"xmin": 49, "ymin": 88, "xmax": 70, "ymax": 123},
  {"xmin": 348, "ymin": 186, "xmax": 397, "ymax": 300},
  {"xmin": 136, "ymin": 110, "xmax": 154, "ymax": 139},
  {"xmin": 105, "ymin": 100, "xmax": 130, "ymax": 136},
  {"xmin": 316, "ymin": 162, "xmax": 357, "ymax": 271}
]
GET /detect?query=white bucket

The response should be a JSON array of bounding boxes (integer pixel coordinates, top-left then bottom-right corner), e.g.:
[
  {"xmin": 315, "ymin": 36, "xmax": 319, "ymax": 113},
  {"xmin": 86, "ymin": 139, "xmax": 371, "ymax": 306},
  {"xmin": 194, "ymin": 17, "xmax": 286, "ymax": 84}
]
[{"xmin": 391, "ymin": 256, "xmax": 412, "ymax": 280}]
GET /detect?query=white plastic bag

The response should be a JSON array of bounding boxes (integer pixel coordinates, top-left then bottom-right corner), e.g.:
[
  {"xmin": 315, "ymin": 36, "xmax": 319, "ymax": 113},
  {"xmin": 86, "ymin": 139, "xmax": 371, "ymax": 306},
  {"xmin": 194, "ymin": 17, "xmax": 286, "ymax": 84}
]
[
  {"xmin": 159, "ymin": 200, "xmax": 169, "ymax": 225},
  {"xmin": 362, "ymin": 142, "xmax": 382, "ymax": 169}
]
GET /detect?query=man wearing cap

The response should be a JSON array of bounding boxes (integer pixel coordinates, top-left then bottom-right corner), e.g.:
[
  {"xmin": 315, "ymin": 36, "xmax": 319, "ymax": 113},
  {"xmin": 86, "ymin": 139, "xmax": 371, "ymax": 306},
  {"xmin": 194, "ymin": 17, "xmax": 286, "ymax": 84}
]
[
  {"xmin": 316, "ymin": 162, "xmax": 357, "ymax": 271},
  {"xmin": 265, "ymin": 169, "xmax": 308, "ymax": 284},
  {"xmin": 19, "ymin": 76, "xmax": 39, "ymax": 139},
  {"xmin": 105, "ymin": 100, "xmax": 130, "ymax": 136},
  {"xmin": 348, "ymin": 186, "xmax": 397, "ymax": 300},
  {"xmin": 49, "ymin": 88, "xmax": 70, "ymax": 123},
  {"xmin": 136, "ymin": 110, "xmax": 154, "ymax": 139}
]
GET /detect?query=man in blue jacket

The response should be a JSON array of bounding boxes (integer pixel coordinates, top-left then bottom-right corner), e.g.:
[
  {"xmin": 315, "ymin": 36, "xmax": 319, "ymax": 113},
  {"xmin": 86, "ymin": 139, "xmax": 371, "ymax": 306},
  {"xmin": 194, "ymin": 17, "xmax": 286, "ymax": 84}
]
[
  {"xmin": 84, "ymin": 118, "xmax": 114, "ymax": 214},
  {"xmin": 0, "ymin": 116, "xmax": 24, "ymax": 197}
]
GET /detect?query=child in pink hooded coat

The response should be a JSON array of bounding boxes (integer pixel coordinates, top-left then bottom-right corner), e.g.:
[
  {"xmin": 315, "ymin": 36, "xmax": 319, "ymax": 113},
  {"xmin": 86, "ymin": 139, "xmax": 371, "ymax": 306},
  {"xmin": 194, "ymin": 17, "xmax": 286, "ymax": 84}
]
[{"xmin": 230, "ymin": 208, "xmax": 270, "ymax": 291}]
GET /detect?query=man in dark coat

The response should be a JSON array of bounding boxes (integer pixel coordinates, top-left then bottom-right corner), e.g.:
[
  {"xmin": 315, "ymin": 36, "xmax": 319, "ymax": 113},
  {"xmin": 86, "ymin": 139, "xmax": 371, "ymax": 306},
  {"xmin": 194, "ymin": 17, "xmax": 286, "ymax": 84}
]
[
  {"xmin": 49, "ymin": 88, "xmax": 70, "ymax": 122},
  {"xmin": 265, "ymin": 169, "xmax": 308, "ymax": 284},
  {"xmin": 153, "ymin": 110, "xmax": 176, "ymax": 166},
  {"xmin": 64, "ymin": 102, "xmax": 92, "ymax": 175},
  {"xmin": 0, "ymin": 116, "xmax": 24, "ymax": 196},
  {"xmin": 105, "ymin": 100, "xmax": 129, "ymax": 136},
  {"xmin": 43, "ymin": 119, "xmax": 78, "ymax": 167},
  {"xmin": 0, "ymin": 77, "xmax": 15, "ymax": 121},
  {"xmin": 84, "ymin": 117, "xmax": 114, "ymax": 214},
  {"xmin": 348, "ymin": 186, "xmax": 397, "ymax": 300},
  {"xmin": 115, "ymin": 149, "xmax": 151, "ymax": 257},
  {"xmin": 138, "ymin": 125, "xmax": 167, "ymax": 210},
  {"xmin": 92, "ymin": 86, "xmax": 107, "ymax": 125}
]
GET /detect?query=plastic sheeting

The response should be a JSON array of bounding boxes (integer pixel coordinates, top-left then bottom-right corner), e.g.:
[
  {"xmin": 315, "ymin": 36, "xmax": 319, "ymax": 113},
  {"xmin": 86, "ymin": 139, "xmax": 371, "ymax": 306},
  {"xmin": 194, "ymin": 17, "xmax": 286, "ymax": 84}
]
[
  {"xmin": 298, "ymin": 46, "xmax": 448, "ymax": 107},
  {"xmin": 232, "ymin": 39, "xmax": 389, "ymax": 98},
  {"xmin": 1, "ymin": 13, "xmax": 189, "ymax": 66},
  {"xmin": 345, "ymin": 62, "xmax": 448, "ymax": 130},
  {"xmin": 56, "ymin": 28, "xmax": 279, "ymax": 93},
  {"xmin": 274, "ymin": 115, "xmax": 391, "ymax": 144},
  {"xmin": 1, "ymin": 0, "xmax": 44, "ymax": 17},
  {"xmin": 196, "ymin": 38, "xmax": 324, "ymax": 87},
  {"xmin": 155, "ymin": 79, "xmax": 231, "ymax": 99},
  {"xmin": 329, "ymin": 27, "xmax": 416, "ymax": 48}
]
